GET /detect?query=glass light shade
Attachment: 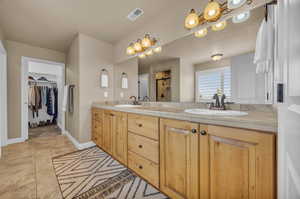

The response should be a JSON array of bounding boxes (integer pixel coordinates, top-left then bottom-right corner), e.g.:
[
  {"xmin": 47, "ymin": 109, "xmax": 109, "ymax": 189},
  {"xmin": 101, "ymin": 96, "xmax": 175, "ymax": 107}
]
[
  {"xmin": 185, "ymin": 9, "xmax": 199, "ymax": 29},
  {"xmin": 211, "ymin": 20, "xmax": 227, "ymax": 31},
  {"xmin": 204, "ymin": 1, "xmax": 221, "ymax": 22},
  {"xmin": 142, "ymin": 34, "xmax": 152, "ymax": 48},
  {"xmin": 139, "ymin": 53, "xmax": 146, "ymax": 58},
  {"xmin": 228, "ymin": 0, "xmax": 247, "ymax": 9},
  {"xmin": 194, "ymin": 28, "xmax": 208, "ymax": 38},
  {"xmin": 121, "ymin": 72, "xmax": 128, "ymax": 89},
  {"xmin": 232, "ymin": 11, "xmax": 250, "ymax": 23},
  {"xmin": 100, "ymin": 69, "xmax": 109, "ymax": 88},
  {"xmin": 153, "ymin": 46, "xmax": 162, "ymax": 53},
  {"xmin": 145, "ymin": 49, "xmax": 153, "ymax": 56},
  {"xmin": 133, "ymin": 39, "xmax": 143, "ymax": 52},
  {"xmin": 211, "ymin": 53, "xmax": 223, "ymax": 61},
  {"xmin": 126, "ymin": 44, "xmax": 135, "ymax": 55}
]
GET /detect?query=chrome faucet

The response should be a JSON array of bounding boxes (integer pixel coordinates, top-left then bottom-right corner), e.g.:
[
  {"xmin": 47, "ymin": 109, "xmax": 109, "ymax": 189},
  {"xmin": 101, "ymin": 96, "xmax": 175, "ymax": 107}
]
[
  {"xmin": 129, "ymin": 96, "xmax": 140, "ymax": 105},
  {"xmin": 210, "ymin": 91, "xmax": 226, "ymax": 110},
  {"xmin": 142, "ymin": 96, "xmax": 151, "ymax": 101}
]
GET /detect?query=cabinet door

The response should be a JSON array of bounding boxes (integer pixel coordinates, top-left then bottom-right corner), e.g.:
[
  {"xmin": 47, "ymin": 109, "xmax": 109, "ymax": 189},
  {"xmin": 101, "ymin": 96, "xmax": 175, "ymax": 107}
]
[
  {"xmin": 199, "ymin": 125, "xmax": 275, "ymax": 199},
  {"xmin": 92, "ymin": 109, "xmax": 103, "ymax": 146},
  {"xmin": 112, "ymin": 111, "xmax": 128, "ymax": 165},
  {"xmin": 160, "ymin": 119, "xmax": 199, "ymax": 199},
  {"xmin": 102, "ymin": 110, "xmax": 113, "ymax": 154}
]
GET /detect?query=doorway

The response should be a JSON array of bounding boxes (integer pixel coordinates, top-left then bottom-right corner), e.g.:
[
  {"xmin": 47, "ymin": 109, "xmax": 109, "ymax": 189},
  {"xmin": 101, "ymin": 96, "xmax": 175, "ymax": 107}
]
[
  {"xmin": 0, "ymin": 41, "xmax": 7, "ymax": 156},
  {"xmin": 21, "ymin": 57, "xmax": 65, "ymax": 140}
]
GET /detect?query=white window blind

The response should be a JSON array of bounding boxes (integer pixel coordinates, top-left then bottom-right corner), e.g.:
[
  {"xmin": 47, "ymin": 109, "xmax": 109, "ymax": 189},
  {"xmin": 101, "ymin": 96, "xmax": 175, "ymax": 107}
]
[{"xmin": 196, "ymin": 67, "xmax": 231, "ymax": 101}]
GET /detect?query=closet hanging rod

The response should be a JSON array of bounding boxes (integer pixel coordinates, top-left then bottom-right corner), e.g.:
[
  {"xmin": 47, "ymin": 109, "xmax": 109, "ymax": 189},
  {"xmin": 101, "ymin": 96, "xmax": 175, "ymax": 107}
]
[{"xmin": 28, "ymin": 80, "xmax": 57, "ymax": 84}]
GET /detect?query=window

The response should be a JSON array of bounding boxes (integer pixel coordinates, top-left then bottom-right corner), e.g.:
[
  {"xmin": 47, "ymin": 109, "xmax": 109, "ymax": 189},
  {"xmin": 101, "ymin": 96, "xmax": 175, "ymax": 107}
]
[{"xmin": 196, "ymin": 67, "xmax": 231, "ymax": 101}]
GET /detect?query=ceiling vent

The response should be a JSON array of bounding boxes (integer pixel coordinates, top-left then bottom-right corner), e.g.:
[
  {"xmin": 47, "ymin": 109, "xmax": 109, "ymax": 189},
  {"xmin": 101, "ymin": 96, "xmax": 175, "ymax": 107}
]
[{"xmin": 127, "ymin": 8, "xmax": 144, "ymax": 21}]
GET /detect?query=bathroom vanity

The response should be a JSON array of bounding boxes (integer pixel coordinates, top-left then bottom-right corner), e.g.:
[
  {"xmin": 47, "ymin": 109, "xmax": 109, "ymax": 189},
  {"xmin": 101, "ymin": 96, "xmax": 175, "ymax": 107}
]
[{"xmin": 91, "ymin": 102, "xmax": 276, "ymax": 199}]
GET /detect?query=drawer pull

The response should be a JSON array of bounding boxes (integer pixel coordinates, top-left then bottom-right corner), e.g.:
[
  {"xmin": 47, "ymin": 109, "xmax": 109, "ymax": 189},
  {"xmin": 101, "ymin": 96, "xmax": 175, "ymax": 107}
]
[
  {"xmin": 139, "ymin": 165, "xmax": 143, "ymax": 169},
  {"xmin": 200, "ymin": 130, "xmax": 207, "ymax": 135},
  {"xmin": 138, "ymin": 145, "xmax": 143, "ymax": 148},
  {"xmin": 138, "ymin": 123, "xmax": 143, "ymax": 127}
]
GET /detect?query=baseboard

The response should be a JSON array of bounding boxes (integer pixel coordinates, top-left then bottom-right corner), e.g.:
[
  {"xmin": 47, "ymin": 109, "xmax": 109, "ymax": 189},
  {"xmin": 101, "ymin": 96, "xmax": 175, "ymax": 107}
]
[
  {"xmin": 7, "ymin": 137, "xmax": 26, "ymax": 145},
  {"xmin": 63, "ymin": 130, "xmax": 95, "ymax": 150}
]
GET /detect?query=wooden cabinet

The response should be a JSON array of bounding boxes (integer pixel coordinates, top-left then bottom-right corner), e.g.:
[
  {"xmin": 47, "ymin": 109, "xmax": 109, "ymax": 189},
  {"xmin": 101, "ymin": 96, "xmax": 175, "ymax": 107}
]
[
  {"xmin": 92, "ymin": 108, "xmax": 103, "ymax": 146},
  {"xmin": 160, "ymin": 119, "xmax": 199, "ymax": 199},
  {"xmin": 102, "ymin": 110, "xmax": 114, "ymax": 155},
  {"xmin": 112, "ymin": 111, "xmax": 128, "ymax": 165},
  {"xmin": 199, "ymin": 125, "xmax": 276, "ymax": 199},
  {"xmin": 128, "ymin": 114, "xmax": 159, "ymax": 140}
]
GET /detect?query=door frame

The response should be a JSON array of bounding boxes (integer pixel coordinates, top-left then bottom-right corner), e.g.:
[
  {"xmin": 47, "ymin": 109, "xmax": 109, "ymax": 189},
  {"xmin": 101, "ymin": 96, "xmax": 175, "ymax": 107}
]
[
  {"xmin": 21, "ymin": 57, "xmax": 65, "ymax": 141},
  {"xmin": 0, "ymin": 41, "xmax": 7, "ymax": 149}
]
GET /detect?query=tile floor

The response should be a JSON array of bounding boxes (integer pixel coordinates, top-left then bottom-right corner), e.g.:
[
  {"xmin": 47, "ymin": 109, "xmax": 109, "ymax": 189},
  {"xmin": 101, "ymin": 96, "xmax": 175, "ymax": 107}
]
[
  {"xmin": 0, "ymin": 135, "xmax": 77, "ymax": 199},
  {"xmin": 29, "ymin": 125, "xmax": 61, "ymax": 139}
]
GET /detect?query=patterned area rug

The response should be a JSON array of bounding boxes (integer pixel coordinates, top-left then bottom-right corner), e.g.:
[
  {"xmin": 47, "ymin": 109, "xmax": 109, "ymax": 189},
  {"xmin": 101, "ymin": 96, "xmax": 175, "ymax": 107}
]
[{"xmin": 52, "ymin": 147, "xmax": 168, "ymax": 199}]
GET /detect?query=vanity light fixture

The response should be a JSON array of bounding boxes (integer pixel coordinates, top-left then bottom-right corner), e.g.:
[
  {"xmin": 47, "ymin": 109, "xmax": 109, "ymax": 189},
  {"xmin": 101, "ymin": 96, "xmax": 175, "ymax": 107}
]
[
  {"xmin": 228, "ymin": 0, "xmax": 247, "ymax": 9},
  {"xmin": 194, "ymin": 28, "xmax": 208, "ymax": 38},
  {"xmin": 211, "ymin": 53, "xmax": 223, "ymax": 61},
  {"xmin": 126, "ymin": 34, "xmax": 162, "ymax": 58},
  {"xmin": 184, "ymin": 0, "xmax": 253, "ymax": 38},
  {"xmin": 232, "ymin": 11, "xmax": 250, "ymax": 23},
  {"xmin": 212, "ymin": 20, "xmax": 227, "ymax": 31}
]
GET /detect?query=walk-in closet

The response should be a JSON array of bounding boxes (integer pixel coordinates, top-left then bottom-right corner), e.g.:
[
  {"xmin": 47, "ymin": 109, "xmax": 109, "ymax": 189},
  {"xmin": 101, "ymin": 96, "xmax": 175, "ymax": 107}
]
[{"xmin": 26, "ymin": 60, "xmax": 64, "ymax": 139}]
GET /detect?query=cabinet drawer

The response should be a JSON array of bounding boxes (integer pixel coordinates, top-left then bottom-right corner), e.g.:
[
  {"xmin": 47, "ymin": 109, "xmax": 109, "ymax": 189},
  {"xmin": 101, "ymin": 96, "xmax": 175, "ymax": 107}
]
[
  {"xmin": 128, "ymin": 132, "xmax": 159, "ymax": 163},
  {"xmin": 128, "ymin": 151, "xmax": 159, "ymax": 188},
  {"xmin": 128, "ymin": 114, "xmax": 159, "ymax": 140}
]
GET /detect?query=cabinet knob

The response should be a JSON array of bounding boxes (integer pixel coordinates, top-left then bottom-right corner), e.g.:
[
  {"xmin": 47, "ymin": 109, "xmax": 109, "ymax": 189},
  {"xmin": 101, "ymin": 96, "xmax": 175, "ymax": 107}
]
[
  {"xmin": 191, "ymin": 128, "xmax": 197, "ymax": 134},
  {"xmin": 138, "ymin": 145, "xmax": 143, "ymax": 149},
  {"xmin": 139, "ymin": 165, "xmax": 143, "ymax": 169},
  {"xmin": 200, "ymin": 130, "xmax": 207, "ymax": 135},
  {"xmin": 138, "ymin": 124, "xmax": 143, "ymax": 127}
]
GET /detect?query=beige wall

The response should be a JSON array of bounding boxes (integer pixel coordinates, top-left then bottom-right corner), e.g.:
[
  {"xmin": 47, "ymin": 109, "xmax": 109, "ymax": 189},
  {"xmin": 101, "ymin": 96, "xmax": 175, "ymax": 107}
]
[
  {"xmin": 0, "ymin": 26, "xmax": 5, "ymax": 41},
  {"xmin": 78, "ymin": 34, "xmax": 113, "ymax": 143},
  {"xmin": 180, "ymin": 59, "xmax": 195, "ymax": 102},
  {"xmin": 114, "ymin": 58, "xmax": 138, "ymax": 101},
  {"xmin": 66, "ymin": 36, "xmax": 80, "ymax": 141},
  {"xmin": 194, "ymin": 58, "xmax": 231, "ymax": 72},
  {"xmin": 6, "ymin": 40, "xmax": 65, "ymax": 139}
]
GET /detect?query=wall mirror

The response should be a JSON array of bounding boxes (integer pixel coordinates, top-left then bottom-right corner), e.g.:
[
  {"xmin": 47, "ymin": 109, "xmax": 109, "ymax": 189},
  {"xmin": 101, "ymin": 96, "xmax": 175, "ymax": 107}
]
[{"xmin": 137, "ymin": 5, "xmax": 274, "ymax": 104}]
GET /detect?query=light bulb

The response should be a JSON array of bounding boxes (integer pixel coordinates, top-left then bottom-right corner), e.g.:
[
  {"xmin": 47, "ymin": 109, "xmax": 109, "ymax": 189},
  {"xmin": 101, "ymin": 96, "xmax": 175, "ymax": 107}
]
[
  {"xmin": 194, "ymin": 28, "xmax": 208, "ymax": 38},
  {"xmin": 145, "ymin": 49, "xmax": 153, "ymax": 56},
  {"xmin": 126, "ymin": 44, "xmax": 135, "ymax": 55},
  {"xmin": 204, "ymin": 1, "xmax": 221, "ymax": 22},
  {"xmin": 153, "ymin": 46, "xmax": 162, "ymax": 53},
  {"xmin": 139, "ymin": 53, "xmax": 146, "ymax": 58},
  {"xmin": 142, "ymin": 34, "xmax": 152, "ymax": 48},
  {"xmin": 232, "ymin": 11, "xmax": 250, "ymax": 23},
  {"xmin": 185, "ymin": 9, "xmax": 199, "ymax": 29},
  {"xmin": 133, "ymin": 39, "xmax": 143, "ymax": 52},
  {"xmin": 227, "ymin": 0, "xmax": 247, "ymax": 9},
  {"xmin": 211, "ymin": 20, "xmax": 227, "ymax": 31}
]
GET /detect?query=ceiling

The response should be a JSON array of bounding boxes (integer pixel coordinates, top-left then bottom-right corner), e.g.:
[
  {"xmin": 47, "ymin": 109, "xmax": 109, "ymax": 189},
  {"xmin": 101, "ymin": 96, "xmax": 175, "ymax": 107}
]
[
  {"xmin": 139, "ymin": 6, "xmax": 265, "ymax": 68},
  {"xmin": 0, "ymin": 0, "xmax": 175, "ymax": 52}
]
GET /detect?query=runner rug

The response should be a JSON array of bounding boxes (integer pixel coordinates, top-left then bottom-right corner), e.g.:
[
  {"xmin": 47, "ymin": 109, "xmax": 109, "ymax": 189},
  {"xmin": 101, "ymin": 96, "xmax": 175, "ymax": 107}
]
[{"xmin": 52, "ymin": 146, "xmax": 168, "ymax": 199}]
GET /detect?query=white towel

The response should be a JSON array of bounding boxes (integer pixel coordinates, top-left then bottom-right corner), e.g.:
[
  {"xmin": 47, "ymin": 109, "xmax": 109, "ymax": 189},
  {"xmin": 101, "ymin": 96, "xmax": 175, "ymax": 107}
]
[
  {"xmin": 254, "ymin": 18, "xmax": 274, "ymax": 74},
  {"xmin": 62, "ymin": 85, "xmax": 69, "ymax": 112}
]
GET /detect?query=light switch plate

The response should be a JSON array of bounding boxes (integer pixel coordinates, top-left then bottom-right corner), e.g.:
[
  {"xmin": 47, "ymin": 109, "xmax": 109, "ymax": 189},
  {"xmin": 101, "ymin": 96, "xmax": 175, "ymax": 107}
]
[
  {"xmin": 120, "ymin": 92, "xmax": 124, "ymax": 98},
  {"xmin": 104, "ymin": 91, "xmax": 108, "ymax": 98}
]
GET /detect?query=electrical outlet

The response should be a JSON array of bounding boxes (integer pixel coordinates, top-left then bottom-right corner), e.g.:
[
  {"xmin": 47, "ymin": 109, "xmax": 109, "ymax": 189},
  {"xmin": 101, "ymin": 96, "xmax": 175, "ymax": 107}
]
[
  {"xmin": 104, "ymin": 91, "xmax": 108, "ymax": 98},
  {"xmin": 120, "ymin": 92, "xmax": 124, "ymax": 98}
]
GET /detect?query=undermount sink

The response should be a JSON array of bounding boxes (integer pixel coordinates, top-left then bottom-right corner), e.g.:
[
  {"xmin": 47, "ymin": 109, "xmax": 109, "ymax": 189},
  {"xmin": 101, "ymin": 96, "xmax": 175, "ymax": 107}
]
[
  {"xmin": 184, "ymin": 109, "xmax": 248, "ymax": 116},
  {"xmin": 114, "ymin": 104, "xmax": 142, "ymax": 108}
]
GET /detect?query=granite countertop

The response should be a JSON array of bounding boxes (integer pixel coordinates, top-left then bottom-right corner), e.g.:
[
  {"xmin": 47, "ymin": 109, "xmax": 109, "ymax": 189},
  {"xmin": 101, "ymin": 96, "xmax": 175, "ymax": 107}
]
[{"xmin": 92, "ymin": 102, "xmax": 277, "ymax": 133}]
